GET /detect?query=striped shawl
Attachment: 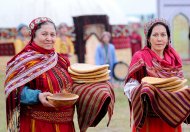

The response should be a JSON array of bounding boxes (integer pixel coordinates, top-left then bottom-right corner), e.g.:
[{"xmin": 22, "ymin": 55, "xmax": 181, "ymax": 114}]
[
  {"xmin": 4, "ymin": 42, "xmax": 73, "ymax": 131},
  {"xmin": 131, "ymin": 83, "xmax": 190, "ymax": 130},
  {"xmin": 72, "ymin": 81, "xmax": 115, "ymax": 132}
]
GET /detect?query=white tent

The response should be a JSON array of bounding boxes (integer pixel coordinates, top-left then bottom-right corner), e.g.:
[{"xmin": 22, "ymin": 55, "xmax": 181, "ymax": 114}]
[{"xmin": 0, "ymin": 0, "xmax": 129, "ymax": 28}]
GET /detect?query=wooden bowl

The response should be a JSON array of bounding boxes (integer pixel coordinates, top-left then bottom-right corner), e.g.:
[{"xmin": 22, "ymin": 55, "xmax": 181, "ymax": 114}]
[{"xmin": 47, "ymin": 93, "xmax": 79, "ymax": 107}]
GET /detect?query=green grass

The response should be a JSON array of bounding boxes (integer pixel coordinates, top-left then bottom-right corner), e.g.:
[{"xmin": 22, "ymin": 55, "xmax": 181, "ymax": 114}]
[
  {"xmin": 0, "ymin": 70, "xmax": 6, "ymax": 131},
  {"xmin": 1, "ymin": 57, "xmax": 190, "ymax": 131}
]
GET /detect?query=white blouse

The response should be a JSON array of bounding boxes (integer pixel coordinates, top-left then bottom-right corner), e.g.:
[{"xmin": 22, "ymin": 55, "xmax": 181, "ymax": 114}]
[{"xmin": 124, "ymin": 78, "xmax": 140, "ymax": 101}]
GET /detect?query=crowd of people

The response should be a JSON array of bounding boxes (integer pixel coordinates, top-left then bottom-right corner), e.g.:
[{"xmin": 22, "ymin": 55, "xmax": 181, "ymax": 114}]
[{"xmin": 4, "ymin": 17, "xmax": 190, "ymax": 132}]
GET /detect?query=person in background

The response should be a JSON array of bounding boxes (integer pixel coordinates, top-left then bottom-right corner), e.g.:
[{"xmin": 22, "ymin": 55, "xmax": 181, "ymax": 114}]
[
  {"xmin": 5, "ymin": 17, "xmax": 75, "ymax": 132},
  {"xmin": 55, "ymin": 22, "xmax": 75, "ymax": 58},
  {"xmin": 95, "ymin": 31, "xmax": 117, "ymax": 78},
  {"xmin": 14, "ymin": 24, "xmax": 30, "ymax": 54},
  {"xmin": 124, "ymin": 18, "xmax": 190, "ymax": 132},
  {"xmin": 129, "ymin": 28, "xmax": 142, "ymax": 56}
]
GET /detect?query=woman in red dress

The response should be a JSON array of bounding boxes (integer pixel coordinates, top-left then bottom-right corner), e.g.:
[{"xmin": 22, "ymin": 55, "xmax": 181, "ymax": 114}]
[
  {"xmin": 5, "ymin": 17, "xmax": 75, "ymax": 132},
  {"xmin": 5, "ymin": 17, "xmax": 115, "ymax": 132},
  {"xmin": 124, "ymin": 18, "xmax": 190, "ymax": 132}
]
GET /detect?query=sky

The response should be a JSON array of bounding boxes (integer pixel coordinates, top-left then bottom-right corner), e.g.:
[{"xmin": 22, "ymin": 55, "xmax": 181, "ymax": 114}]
[
  {"xmin": 0, "ymin": 0, "xmax": 157, "ymax": 27},
  {"xmin": 116, "ymin": 0, "xmax": 157, "ymax": 16}
]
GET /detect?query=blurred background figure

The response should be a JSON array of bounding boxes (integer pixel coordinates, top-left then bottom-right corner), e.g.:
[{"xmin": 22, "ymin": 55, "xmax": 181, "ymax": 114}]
[
  {"xmin": 55, "ymin": 22, "xmax": 75, "ymax": 58},
  {"xmin": 129, "ymin": 24, "xmax": 142, "ymax": 56},
  {"xmin": 14, "ymin": 24, "xmax": 30, "ymax": 54},
  {"xmin": 95, "ymin": 31, "xmax": 117, "ymax": 78}
]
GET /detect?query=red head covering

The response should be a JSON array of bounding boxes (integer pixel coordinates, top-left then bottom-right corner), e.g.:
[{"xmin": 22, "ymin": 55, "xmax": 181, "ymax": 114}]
[
  {"xmin": 29, "ymin": 17, "xmax": 53, "ymax": 38},
  {"xmin": 7, "ymin": 17, "xmax": 55, "ymax": 67}
]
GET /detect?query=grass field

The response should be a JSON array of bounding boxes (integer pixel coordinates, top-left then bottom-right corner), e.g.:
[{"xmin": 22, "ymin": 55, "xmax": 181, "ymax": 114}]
[{"xmin": 1, "ymin": 56, "xmax": 190, "ymax": 132}]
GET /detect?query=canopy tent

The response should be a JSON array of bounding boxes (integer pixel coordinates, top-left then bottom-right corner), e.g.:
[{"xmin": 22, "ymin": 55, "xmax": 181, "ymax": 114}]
[{"xmin": 0, "ymin": 0, "xmax": 129, "ymax": 28}]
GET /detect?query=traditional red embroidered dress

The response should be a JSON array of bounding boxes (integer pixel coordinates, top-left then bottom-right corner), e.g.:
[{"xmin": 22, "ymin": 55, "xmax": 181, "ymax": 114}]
[
  {"xmin": 5, "ymin": 16, "xmax": 115, "ymax": 132},
  {"xmin": 126, "ymin": 46, "xmax": 190, "ymax": 132},
  {"xmin": 5, "ymin": 42, "xmax": 75, "ymax": 132}
]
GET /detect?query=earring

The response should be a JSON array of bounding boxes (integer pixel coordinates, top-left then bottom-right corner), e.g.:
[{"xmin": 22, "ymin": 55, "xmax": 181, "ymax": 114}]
[{"xmin": 148, "ymin": 42, "xmax": 151, "ymax": 47}]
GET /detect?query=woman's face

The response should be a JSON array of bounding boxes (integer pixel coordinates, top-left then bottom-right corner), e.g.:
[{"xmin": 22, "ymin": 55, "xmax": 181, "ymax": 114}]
[
  {"xmin": 148, "ymin": 24, "xmax": 169, "ymax": 53},
  {"xmin": 33, "ymin": 22, "xmax": 56, "ymax": 50},
  {"xmin": 60, "ymin": 26, "xmax": 68, "ymax": 35},
  {"xmin": 20, "ymin": 26, "xmax": 29, "ymax": 37},
  {"xmin": 102, "ymin": 35, "xmax": 110, "ymax": 44}
]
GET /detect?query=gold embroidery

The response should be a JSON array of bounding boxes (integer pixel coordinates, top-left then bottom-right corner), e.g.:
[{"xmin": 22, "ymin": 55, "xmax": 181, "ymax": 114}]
[
  {"xmin": 31, "ymin": 119, "xmax": 35, "ymax": 132},
  {"xmin": 55, "ymin": 124, "xmax": 60, "ymax": 132},
  {"xmin": 30, "ymin": 110, "xmax": 74, "ymax": 123}
]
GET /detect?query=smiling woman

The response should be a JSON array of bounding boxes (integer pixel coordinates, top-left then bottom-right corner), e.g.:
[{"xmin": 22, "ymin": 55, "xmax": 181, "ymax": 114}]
[
  {"xmin": 4, "ymin": 17, "xmax": 115, "ymax": 132},
  {"xmin": 4, "ymin": 17, "xmax": 75, "ymax": 132},
  {"xmin": 31, "ymin": 20, "xmax": 56, "ymax": 50}
]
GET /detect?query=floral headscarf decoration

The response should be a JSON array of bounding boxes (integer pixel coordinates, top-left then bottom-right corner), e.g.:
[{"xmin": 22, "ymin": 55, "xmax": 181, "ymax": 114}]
[
  {"xmin": 29, "ymin": 17, "xmax": 53, "ymax": 38},
  {"xmin": 144, "ymin": 18, "xmax": 170, "ymax": 37}
]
